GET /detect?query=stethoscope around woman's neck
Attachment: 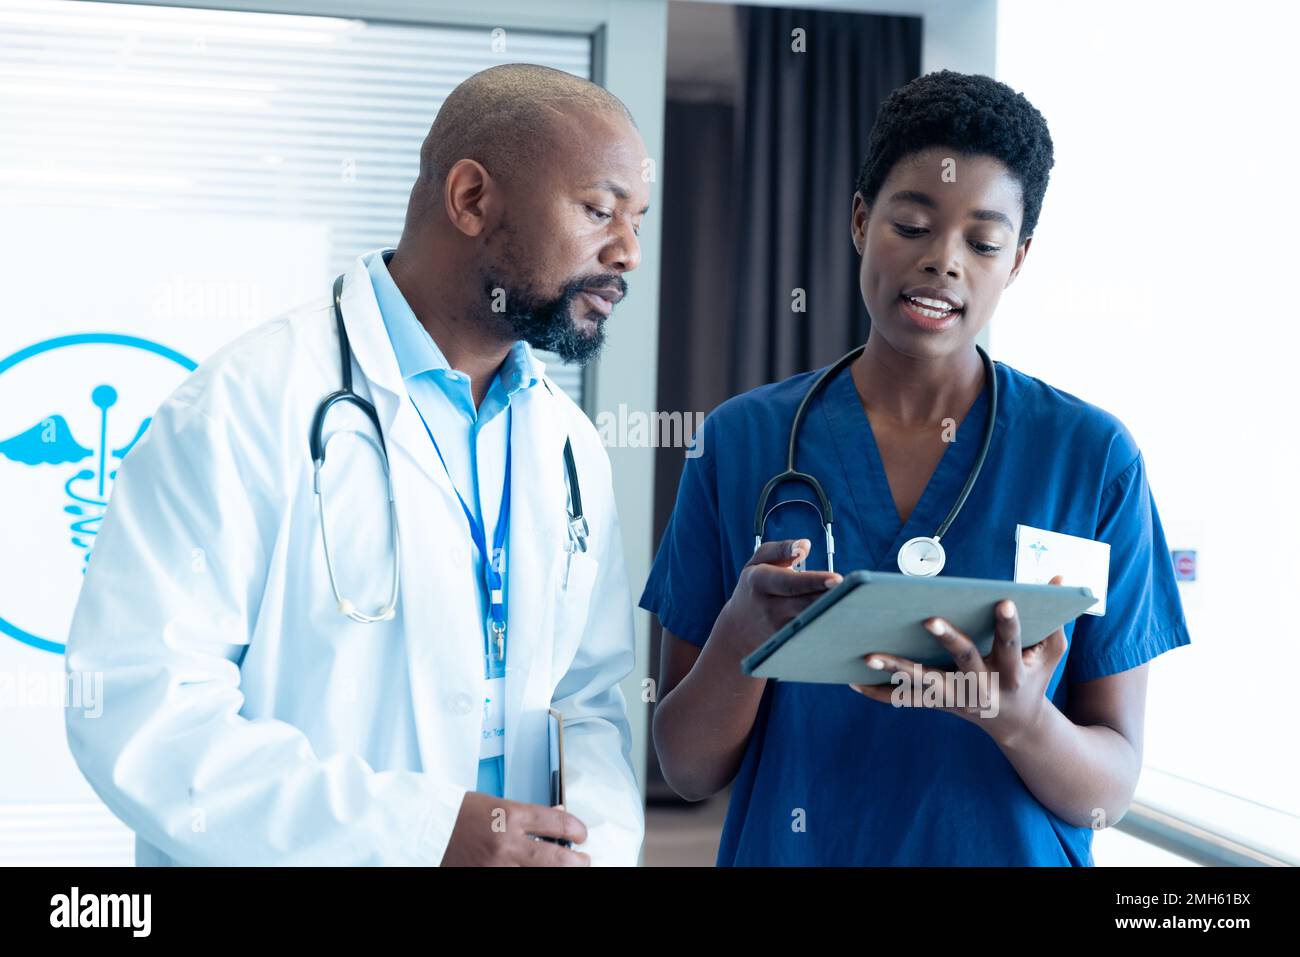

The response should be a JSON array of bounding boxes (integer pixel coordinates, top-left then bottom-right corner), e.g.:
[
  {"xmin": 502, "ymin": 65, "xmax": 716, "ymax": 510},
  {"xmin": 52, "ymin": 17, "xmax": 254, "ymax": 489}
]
[{"xmin": 752, "ymin": 343, "xmax": 997, "ymax": 578}]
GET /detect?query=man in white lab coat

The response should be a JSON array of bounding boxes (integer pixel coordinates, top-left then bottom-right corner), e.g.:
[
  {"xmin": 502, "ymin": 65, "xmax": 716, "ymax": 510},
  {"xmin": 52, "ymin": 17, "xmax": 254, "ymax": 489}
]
[{"xmin": 64, "ymin": 64, "xmax": 649, "ymax": 866}]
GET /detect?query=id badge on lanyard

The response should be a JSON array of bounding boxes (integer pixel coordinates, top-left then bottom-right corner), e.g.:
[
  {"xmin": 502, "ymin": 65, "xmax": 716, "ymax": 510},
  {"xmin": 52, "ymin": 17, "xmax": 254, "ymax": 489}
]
[
  {"xmin": 481, "ymin": 675, "xmax": 505, "ymax": 759},
  {"xmin": 481, "ymin": 547, "xmax": 507, "ymax": 761},
  {"xmin": 409, "ymin": 402, "xmax": 512, "ymax": 759}
]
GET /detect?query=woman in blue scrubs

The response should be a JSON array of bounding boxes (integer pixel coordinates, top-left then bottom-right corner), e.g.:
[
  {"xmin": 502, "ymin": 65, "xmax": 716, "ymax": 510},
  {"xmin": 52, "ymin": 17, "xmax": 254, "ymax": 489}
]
[{"xmin": 641, "ymin": 70, "xmax": 1191, "ymax": 866}]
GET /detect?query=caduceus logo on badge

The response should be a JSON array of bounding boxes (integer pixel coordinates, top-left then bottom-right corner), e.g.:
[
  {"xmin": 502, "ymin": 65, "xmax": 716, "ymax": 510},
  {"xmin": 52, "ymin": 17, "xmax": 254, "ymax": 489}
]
[{"xmin": 0, "ymin": 334, "xmax": 196, "ymax": 654}]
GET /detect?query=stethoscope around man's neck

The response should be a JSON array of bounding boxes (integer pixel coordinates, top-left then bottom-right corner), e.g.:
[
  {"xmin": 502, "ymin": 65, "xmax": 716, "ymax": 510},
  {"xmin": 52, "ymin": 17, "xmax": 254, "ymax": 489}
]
[
  {"xmin": 309, "ymin": 254, "xmax": 588, "ymax": 626},
  {"xmin": 752, "ymin": 343, "xmax": 997, "ymax": 578}
]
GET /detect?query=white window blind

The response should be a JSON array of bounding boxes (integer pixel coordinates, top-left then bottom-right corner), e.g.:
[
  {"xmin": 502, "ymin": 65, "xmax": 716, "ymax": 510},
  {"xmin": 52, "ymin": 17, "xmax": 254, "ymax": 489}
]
[{"xmin": 0, "ymin": 0, "xmax": 592, "ymax": 401}]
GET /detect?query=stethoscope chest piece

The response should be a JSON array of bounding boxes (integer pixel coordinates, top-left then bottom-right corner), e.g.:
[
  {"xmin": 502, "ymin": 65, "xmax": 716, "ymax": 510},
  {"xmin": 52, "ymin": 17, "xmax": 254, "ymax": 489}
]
[
  {"xmin": 751, "ymin": 343, "xmax": 996, "ymax": 580},
  {"xmin": 897, "ymin": 535, "xmax": 945, "ymax": 577}
]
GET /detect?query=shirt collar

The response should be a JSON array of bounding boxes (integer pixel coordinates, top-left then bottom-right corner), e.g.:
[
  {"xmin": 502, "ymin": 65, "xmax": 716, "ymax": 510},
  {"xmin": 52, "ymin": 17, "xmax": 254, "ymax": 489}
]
[
  {"xmin": 499, "ymin": 339, "xmax": 547, "ymax": 396},
  {"xmin": 365, "ymin": 247, "xmax": 546, "ymax": 395}
]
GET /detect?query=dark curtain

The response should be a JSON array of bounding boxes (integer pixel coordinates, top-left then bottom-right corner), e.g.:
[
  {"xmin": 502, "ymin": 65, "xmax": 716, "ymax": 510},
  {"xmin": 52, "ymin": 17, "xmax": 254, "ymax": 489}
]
[
  {"xmin": 648, "ymin": 7, "xmax": 921, "ymax": 803},
  {"xmin": 730, "ymin": 7, "xmax": 922, "ymax": 391},
  {"xmin": 647, "ymin": 99, "xmax": 736, "ymax": 801},
  {"xmin": 653, "ymin": 100, "xmax": 736, "ymax": 549}
]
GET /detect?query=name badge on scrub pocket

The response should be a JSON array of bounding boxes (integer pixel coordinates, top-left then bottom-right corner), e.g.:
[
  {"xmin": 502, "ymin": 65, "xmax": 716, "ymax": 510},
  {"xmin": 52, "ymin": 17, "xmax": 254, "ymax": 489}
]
[{"xmin": 1014, "ymin": 524, "xmax": 1110, "ymax": 616}]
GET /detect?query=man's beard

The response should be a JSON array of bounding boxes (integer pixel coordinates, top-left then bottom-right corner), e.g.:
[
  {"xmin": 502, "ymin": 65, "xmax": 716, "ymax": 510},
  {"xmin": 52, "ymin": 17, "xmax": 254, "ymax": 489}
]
[{"xmin": 480, "ymin": 270, "xmax": 627, "ymax": 365}]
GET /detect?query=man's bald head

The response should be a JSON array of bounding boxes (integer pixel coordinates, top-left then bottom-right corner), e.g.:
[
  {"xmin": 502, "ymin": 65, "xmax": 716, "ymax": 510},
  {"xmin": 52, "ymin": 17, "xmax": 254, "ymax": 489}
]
[
  {"xmin": 390, "ymin": 62, "xmax": 649, "ymax": 366},
  {"xmin": 404, "ymin": 63, "xmax": 636, "ymax": 229}
]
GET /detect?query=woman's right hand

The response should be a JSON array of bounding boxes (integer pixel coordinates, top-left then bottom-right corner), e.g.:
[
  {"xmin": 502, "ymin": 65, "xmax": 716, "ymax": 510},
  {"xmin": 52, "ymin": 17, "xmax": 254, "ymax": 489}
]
[{"xmin": 714, "ymin": 538, "xmax": 843, "ymax": 661}]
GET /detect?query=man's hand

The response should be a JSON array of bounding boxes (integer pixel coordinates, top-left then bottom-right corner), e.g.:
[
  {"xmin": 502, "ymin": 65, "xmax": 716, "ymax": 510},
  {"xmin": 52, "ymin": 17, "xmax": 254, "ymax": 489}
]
[{"xmin": 440, "ymin": 792, "xmax": 590, "ymax": 866}]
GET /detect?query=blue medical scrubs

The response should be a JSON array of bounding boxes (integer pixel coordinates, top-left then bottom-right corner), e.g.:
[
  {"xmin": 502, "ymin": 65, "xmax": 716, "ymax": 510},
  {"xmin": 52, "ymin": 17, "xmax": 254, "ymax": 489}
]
[
  {"xmin": 367, "ymin": 249, "xmax": 543, "ymax": 798},
  {"xmin": 640, "ymin": 356, "xmax": 1191, "ymax": 865}
]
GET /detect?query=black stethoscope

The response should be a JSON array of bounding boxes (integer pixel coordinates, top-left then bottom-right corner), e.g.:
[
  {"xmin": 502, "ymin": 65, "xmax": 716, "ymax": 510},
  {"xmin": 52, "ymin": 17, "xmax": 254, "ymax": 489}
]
[
  {"xmin": 309, "ymin": 254, "xmax": 589, "ymax": 624},
  {"xmin": 752, "ymin": 343, "xmax": 997, "ymax": 578}
]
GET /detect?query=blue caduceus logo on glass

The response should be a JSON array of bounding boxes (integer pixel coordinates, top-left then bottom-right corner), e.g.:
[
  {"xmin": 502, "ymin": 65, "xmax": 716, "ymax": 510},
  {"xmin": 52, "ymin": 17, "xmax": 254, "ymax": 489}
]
[
  {"xmin": 0, "ymin": 333, "xmax": 196, "ymax": 654},
  {"xmin": 1, "ymin": 385, "xmax": 152, "ymax": 571}
]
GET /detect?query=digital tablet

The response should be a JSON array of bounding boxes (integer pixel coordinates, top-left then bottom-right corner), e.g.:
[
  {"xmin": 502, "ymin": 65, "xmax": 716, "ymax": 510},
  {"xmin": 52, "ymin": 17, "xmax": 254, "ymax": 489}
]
[
  {"xmin": 538, "ymin": 708, "xmax": 571, "ymax": 848},
  {"xmin": 740, "ymin": 571, "xmax": 1097, "ymax": 685}
]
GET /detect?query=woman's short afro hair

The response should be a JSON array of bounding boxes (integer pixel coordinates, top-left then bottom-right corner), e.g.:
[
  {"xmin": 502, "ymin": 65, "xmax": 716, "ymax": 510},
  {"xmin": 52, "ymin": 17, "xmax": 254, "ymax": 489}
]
[{"xmin": 855, "ymin": 70, "xmax": 1055, "ymax": 242}]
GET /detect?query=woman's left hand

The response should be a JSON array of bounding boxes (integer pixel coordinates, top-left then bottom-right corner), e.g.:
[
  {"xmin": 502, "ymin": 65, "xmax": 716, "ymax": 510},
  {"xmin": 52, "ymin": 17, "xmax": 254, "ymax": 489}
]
[{"xmin": 849, "ymin": 575, "xmax": 1068, "ymax": 746}]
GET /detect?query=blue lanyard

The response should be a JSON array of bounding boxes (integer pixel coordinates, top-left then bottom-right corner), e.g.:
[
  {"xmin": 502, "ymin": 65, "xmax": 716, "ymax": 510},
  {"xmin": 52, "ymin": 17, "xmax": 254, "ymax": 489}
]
[{"xmin": 409, "ymin": 401, "xmax": 511, "ymax": 671}]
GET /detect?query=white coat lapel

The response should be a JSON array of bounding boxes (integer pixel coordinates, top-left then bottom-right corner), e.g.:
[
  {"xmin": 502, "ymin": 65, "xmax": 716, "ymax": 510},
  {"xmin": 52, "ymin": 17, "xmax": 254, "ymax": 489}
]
[
  {"xmin": 333, "ymin": 256, "xmax": 480, "ymax": 783},
  {"xmin": 335, "ymin": 255, "xmax": 579, "ymax": 793},
  {"xmin": 503, "ymin": 380, "xmax": 571, "ymax": 794},
  {"xmin": 335, "ymin": 258, "xmax": 458, "ymax": 494}
]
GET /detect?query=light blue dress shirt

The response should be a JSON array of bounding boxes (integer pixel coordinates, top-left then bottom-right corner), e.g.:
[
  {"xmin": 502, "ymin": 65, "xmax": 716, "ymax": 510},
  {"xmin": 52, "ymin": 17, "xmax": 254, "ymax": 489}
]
[{"xmin": 365, "ymin": 249, "xmax": 544, "ymax": 798}]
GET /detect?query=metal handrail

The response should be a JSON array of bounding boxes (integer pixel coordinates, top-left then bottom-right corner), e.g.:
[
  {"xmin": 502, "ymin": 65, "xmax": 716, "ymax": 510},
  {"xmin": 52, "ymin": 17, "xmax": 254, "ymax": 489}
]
[{"xmin": 1115, "ymin": 802, "xmax": 1293, "ymax": 867}]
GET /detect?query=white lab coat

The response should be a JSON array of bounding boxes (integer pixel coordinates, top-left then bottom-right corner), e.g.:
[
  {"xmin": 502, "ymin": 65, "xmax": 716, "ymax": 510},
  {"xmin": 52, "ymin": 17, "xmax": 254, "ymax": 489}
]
[{"xmin": 64, "ymin": 252, "xmax": 644, "ymax": 866}]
